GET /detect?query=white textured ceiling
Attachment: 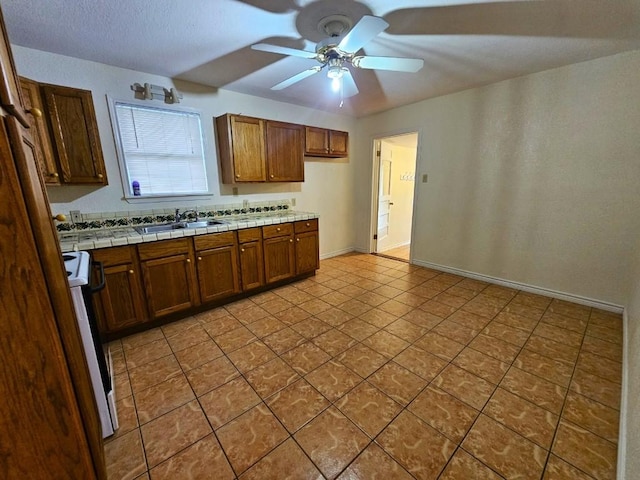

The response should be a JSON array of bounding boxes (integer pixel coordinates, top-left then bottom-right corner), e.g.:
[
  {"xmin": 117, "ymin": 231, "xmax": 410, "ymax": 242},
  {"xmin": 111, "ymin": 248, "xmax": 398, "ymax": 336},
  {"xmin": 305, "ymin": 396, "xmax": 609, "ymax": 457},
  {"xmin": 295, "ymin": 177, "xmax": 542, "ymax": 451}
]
[{"xmin": 3, "ymin": 0, "xmax": 640, "ymax": 117}]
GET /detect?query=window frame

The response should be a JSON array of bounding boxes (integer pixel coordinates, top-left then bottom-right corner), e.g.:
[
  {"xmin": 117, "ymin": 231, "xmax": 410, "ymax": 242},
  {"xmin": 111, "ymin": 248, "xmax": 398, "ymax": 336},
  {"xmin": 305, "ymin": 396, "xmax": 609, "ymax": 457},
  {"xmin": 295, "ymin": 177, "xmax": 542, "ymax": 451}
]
[{"xmin": 107, "ymin": 95, "xmax": 213, "ymax": 201}]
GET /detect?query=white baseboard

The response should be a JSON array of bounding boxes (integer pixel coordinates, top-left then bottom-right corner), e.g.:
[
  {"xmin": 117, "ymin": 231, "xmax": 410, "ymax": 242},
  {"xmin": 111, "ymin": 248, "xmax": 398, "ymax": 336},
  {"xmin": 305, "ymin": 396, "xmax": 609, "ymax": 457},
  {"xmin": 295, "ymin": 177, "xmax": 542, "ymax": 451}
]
[
  {"xmin": 617, "ymin": 308, "xmax": 629, "ymax": 480},
  {"xmin": 379, "ymin": 241, "xmax": 411, "ymax": 252},
  {"xmin": 320, "ymin": 247, "xmax": 356, "ymax": 260},
  {"xmin": 412, "ymin": 259, "xmax": 624, "ymax": 313}
]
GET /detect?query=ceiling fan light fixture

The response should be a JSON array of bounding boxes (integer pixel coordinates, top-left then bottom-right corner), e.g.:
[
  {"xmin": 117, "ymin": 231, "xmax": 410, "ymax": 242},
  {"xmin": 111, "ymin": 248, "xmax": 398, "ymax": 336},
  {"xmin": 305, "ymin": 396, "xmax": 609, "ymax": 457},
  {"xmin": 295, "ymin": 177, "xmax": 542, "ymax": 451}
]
[
  {"xmin": 331, "ymin": 76, "xmax": 341, "ymax": 92},
  {"xmin": 327, "ymin": 64, "xmax": 343, "ymax": 79}
]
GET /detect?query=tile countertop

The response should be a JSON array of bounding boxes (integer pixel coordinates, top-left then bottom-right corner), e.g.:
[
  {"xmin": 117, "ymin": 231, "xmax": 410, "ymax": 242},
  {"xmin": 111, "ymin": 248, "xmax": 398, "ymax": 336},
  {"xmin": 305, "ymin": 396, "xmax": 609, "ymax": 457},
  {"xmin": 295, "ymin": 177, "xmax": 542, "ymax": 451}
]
[{"xmin": 58, "ymin": 212, "xmax": 319, "ymax": 253}]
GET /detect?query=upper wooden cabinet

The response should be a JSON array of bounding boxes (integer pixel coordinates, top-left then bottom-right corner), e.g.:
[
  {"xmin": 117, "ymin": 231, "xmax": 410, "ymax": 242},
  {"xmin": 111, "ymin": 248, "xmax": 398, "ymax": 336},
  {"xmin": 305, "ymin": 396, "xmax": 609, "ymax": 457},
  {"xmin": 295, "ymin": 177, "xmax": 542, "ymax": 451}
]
[
  {"xmin": 266, "ymin": 120, "xmax": 304, "ymax": 182},
  {"xmin": 304, "ymin": 126, "xmax": 348, "ymax": 157},
  {"xmin": 18, "ymin": 78, "xmax": 107, "ymax": 185},
  {"xmin": 18, "ymin": 77, "xmax": 60, "ymax": 184},
  {"xmin": 215, "ymin": 113, "xmax": 304, "ymax": 184},
  {"xmin": 42, "ymin": 84, "xmax": 107, "ymax": 185}
]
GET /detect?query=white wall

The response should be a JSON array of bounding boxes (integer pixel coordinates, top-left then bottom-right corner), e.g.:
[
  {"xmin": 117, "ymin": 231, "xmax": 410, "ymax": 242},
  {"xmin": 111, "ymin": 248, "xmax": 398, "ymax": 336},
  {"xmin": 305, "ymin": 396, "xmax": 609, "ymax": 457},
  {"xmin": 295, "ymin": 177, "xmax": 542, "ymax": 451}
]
[
  {"xmin": 356, "ymin": 50, "xmax": 640, "ymax": 306},
  {"xmin": 13, "ymin": 46, "xmax": 358, "ymax": 257}
]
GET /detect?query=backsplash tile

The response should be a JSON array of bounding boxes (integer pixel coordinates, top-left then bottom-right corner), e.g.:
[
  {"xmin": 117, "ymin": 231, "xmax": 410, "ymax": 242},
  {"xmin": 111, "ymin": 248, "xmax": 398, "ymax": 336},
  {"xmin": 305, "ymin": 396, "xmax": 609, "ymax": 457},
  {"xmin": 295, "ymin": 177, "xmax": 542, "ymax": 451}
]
[{"xmin": 55, "ymin": 200, "xmax": 292, "ymax": 232}]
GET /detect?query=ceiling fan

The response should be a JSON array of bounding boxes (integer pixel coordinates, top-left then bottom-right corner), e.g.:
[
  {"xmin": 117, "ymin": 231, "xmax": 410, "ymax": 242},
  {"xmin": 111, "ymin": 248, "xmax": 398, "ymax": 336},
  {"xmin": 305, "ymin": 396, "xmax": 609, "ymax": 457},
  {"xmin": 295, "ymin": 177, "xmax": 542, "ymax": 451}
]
[{"xmin": 251, "ymin": 14, "xmax": 424, "ymax": 99}]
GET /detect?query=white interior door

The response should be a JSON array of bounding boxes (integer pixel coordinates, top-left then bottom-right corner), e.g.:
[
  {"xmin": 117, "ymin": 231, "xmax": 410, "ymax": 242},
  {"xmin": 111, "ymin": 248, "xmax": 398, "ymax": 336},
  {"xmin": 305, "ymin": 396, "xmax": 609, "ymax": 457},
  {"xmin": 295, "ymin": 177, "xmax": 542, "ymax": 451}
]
[{"xmin": 377, "ymin": 154, "xmax": 393, "ymax": 251}]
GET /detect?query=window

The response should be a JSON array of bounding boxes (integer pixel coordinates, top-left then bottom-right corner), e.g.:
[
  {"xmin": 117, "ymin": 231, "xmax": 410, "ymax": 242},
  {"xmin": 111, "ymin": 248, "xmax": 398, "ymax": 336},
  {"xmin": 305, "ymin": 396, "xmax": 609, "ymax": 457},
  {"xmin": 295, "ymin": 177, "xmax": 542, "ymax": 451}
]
[{"xmin": 111, "ymin": 100, "xmax": 208, "ymax": 197}]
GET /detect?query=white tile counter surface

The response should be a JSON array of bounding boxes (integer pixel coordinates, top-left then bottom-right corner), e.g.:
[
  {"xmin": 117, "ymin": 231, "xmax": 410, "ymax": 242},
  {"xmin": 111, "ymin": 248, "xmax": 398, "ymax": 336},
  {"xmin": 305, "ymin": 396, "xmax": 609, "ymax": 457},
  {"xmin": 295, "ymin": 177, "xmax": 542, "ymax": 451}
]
[{"xmin": 58, "ymin": 212, "xmax": 319, "ymax": 252}]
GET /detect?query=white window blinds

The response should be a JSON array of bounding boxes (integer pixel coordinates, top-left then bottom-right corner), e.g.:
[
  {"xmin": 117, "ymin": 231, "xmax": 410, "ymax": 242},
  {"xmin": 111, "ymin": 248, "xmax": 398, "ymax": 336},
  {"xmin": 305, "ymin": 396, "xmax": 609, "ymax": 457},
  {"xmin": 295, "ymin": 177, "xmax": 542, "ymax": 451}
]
[{"xmin": 113, "ymin": 102, "xmax": 208, "ymax": 196}]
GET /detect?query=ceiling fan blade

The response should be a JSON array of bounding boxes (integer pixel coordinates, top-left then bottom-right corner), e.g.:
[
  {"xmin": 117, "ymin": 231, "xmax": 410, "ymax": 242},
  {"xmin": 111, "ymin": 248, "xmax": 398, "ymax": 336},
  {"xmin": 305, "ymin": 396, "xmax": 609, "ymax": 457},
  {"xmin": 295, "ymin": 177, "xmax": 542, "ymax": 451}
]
[
  {"xmin": 341, "ymin": 69, "xmax": 359, "ymax": 98},
  {"xmin": 337, "ymin": 15, "xmax": 388, "ymax": 54},
  {"xmin": 251, "ymin": 43, "xmax": 317, "ymax": 59},
  {"xmin": 352, "ymin": 55, "xmax": 424, "ymax": 73},
  {"xmin": 272, "ymin": 66, "xmax": 322, "ymax": 90}
]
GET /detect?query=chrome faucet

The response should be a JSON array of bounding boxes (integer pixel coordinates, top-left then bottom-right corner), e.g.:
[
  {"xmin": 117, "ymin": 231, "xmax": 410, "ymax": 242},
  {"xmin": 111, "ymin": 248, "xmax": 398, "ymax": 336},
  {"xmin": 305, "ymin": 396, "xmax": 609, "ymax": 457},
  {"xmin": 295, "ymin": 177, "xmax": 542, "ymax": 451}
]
[{"xmin": 174, "ymin": 208, "xmax": 198, "ymax": 223}]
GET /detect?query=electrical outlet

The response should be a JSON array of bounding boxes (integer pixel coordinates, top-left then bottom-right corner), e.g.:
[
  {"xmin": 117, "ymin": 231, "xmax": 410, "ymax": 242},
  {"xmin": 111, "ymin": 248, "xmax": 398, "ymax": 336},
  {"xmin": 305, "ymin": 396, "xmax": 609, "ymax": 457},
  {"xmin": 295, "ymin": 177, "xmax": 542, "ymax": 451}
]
[
  {"xmin": 422, "ymin": 174, "xmax": 428, "ymax": 183},
  {"xmin": 70, "ymin": 210, "xmax": 81, "ymax": 223},
  {"xmin": 291, "ymin": 198, "xmax": 296, "ymax": 207},
  {"xmin": 232, "ymin": 187, "xmax": 238, "ymax": 196}
]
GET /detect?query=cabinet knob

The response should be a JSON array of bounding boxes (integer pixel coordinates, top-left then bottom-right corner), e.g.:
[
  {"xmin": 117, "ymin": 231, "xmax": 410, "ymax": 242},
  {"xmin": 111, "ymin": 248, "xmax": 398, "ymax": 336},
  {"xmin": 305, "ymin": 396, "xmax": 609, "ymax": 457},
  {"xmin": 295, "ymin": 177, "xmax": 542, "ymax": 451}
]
[
  {"xmin": 276, "ymin": 227, "xmax": 281, "ymax": 232},
  {"xmin": 52, "ymin": 172, "xmax": 59, "ymax": 178},
  {"xmin": 296, "ymin": 238, "xmax": 300, "ymax": 242},
  {"xmin": 128, "ymin": 269, "xmax": 134, "ymax": 274},
  {"xmin": 52, "ymin": 213, "xmax": 66, "ymax": 222},
  {"xmin": 186, "ymin": 258, "xmax": 191, "ymax": 263},
  {"xmin": 270, "ymin": 174, "xmax": 274, "ymax": 178},
  {"xmin": 306, "ymin": 222, "xmax": 310, "ymax": 227},
  {"xmin": 289, "ymin": 239, "xmax": 293, "ymax": 243},
  {"xmin": 27, "ymin": 107, "xmax": 42, "ymax": 118},
  {"xmin": 236, "ymin": 174, "xmax": 240, "ymax": 178},
  {"xmin": 241, "ymin": 248, "xmax": 245, "ymax": 252},
  {"xmin": 97, "ymin": 173, "xmax": 104, "ymax": 179},
  {"xmin": 198, "ymin": 256, "xmax": 202, "ymax": 261}
]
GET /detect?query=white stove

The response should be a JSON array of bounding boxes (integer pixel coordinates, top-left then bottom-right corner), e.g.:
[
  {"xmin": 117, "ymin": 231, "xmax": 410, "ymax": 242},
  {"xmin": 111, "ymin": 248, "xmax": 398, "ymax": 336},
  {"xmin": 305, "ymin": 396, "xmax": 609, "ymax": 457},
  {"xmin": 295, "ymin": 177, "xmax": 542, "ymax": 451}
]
[{"xmin": 63, "ymin": 251, "xmax": 118, "ymax": 438}]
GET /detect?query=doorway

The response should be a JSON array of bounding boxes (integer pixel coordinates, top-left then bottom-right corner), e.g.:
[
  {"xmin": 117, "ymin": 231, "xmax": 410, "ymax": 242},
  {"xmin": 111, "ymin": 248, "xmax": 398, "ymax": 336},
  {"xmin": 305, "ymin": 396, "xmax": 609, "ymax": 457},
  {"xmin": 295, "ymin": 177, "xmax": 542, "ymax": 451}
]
[{"xmin": 372, "ymin": 132, "xmax": 418, "ymax": 262}]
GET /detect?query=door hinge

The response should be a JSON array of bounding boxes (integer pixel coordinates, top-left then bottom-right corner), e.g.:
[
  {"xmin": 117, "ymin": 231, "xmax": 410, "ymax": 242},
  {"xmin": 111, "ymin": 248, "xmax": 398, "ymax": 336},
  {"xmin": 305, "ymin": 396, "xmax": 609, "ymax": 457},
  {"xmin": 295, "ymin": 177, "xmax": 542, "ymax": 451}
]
[
  {"xmin": 375, "ymin": 149, "xmax": 381, "ymax": 158},
  {"xmin": 373, "ymin": 234, "xmax": 378, "ymax": 240}
]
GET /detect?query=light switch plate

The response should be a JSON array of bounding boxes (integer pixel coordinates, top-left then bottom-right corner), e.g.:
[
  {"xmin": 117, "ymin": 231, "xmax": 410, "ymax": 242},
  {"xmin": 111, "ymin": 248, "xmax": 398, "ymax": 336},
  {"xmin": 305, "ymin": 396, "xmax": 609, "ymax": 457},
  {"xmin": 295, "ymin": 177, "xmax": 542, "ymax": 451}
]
[{"xmin": 70, "ymin": 210, "xmax": 81, "ymax": 223}]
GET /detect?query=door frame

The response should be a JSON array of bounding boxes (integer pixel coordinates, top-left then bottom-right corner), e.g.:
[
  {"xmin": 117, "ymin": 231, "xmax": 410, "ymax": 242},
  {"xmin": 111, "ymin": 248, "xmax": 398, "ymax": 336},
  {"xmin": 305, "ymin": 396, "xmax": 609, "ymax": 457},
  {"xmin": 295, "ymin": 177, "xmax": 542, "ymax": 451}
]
[{"xmin": 369, "ymin": 130, "xmax": 421, "ymax": 259}]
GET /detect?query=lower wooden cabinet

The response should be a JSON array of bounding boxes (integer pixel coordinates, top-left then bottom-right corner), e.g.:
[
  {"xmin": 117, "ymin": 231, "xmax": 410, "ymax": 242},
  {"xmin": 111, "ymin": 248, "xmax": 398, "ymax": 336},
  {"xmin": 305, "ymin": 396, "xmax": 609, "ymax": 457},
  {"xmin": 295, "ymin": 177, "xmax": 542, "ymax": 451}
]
[
  {"xmin": 90, "ymin": 220, "xmax": 319, "ymax": 336},
  {"xmin": 195, "ymin": 232, "xmax": 241, "ymax": 302},
  {"xmin": 263, "ymin": 223, "xmax": 295, "ymax": 284},
  {"xmin": 238, "ymin": 228, "xmax": 265, "ymax": 291},
  {"xmin": 295, "ymin": 219, "xmax": 319, "ymax": 275},
  {"xmin": 138, "ymin": 238, "xmax": 199, "ymax": 319},
  {"xmin": 91, "ymin": 246, "xmax": 148, "ymax": 334}
]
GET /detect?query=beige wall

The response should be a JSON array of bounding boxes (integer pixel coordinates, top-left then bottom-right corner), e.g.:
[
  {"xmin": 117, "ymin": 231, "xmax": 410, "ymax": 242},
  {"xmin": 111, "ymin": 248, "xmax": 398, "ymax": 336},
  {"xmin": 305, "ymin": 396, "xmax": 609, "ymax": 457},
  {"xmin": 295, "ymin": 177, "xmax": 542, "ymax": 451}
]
[
  {"xmin": 356, "ymin": 50, "xmax": 640, "ymax": 306},
  {"xmin": 13, "ymin": 46, "xmax": 358, "ymax": 258},
  {"xmin": 624, "ymin": 243, "xmax": 640, "ymax": 479}
]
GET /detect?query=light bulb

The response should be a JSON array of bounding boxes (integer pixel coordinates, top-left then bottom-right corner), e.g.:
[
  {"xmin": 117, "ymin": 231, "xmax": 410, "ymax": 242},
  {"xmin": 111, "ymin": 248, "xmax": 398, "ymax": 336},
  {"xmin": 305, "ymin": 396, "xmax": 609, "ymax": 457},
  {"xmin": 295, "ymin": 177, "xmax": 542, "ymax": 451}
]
[{"xmin": 331, "ymin": 77, "xmax": 341, "ymax": 92}]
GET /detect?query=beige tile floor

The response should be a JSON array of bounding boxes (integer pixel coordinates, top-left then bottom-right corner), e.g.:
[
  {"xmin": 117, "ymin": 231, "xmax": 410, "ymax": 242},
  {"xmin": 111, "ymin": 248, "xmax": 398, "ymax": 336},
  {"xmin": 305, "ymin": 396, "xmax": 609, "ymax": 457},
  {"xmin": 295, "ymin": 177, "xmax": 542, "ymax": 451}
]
[
  {"xmin": 104, "ymin": 253, "xmax": 623, "ymax": 480},
  {"xmin": 378, "ymin": 245, "xmax": 410, "ymax": 261}
]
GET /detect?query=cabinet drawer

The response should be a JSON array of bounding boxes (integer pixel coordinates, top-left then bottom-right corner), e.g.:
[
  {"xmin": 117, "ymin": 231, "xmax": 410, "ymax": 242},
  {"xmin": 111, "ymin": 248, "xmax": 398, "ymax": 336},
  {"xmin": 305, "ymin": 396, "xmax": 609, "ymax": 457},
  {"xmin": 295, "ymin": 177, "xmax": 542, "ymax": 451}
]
[
  {"xmin": 91, "ymin": 245, "xmax": 135, "ymax": 266},
  {"xmin": 138, "ymin": 238, "xmax": 190, "ymax": 260},
  {"xmin": 238, "ymin": 227, "xmax": 262, "ymax": 243},
  {"xmin": 294, "ymin": 219, "xmax": 318, "ymax": 233},
  {"xmin": 194, "ymin": 231, "xmax": 236, "ymax": 251},
  {"xmin": 263, "ymin": 223, "xmax": 293, "ymax": 239}
]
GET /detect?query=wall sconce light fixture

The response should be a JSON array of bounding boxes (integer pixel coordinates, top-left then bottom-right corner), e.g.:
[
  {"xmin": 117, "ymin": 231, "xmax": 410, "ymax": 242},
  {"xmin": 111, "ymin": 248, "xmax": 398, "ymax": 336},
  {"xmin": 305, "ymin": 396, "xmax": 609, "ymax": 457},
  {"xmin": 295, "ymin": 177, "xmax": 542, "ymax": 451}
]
[{"xmin": 130, "ymin": 82, "xmax": 183, "ymax": 104}]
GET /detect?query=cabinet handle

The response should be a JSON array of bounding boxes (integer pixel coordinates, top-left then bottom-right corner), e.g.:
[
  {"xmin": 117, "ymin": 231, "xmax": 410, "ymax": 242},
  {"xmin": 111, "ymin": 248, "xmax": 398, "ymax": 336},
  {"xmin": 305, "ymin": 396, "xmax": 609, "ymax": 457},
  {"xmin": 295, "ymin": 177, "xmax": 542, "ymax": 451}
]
[
  {"xmin": 241, "ymin": 248, "xmax": 245, "ymax": 252},
  {"xmin": 27, "ymin": 107, "xmax": 42, "ymax": 118},
  {"xmin": 52, "ymin": 213, "xmax": 66, "ymax": 222},
  {"xmin": 52, "ymin": 172, "xmax": 59, "ymax": 178},
  {"xmin": 186, "ymin": 258, "xmax": 191, "ymax": 263},
  {"xmin": 97, "ymin": 173, "xmax": 104, "ymax": 179},
  {"xmin": 198, "ymin": 256, "xmax": 202, "ymax": 261},
  {"xmin": 128, "ymin": 269, "xmax": 134, "ymax": 274}
]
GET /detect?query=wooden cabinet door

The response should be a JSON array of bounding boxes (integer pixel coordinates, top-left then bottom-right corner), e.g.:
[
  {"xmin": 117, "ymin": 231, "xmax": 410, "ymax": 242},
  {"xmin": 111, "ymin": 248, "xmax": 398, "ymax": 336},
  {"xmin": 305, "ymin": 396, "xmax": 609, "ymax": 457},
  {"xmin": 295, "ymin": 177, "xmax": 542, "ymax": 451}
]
[
  {"xmin": 305, "ymin": 126, "xmax": 329, "ymax": 155},
  {"xmin": 266, "ymin": 121, "xmax": 304, "ymax": 182},
  {"xmin": 329, "ymin": 130, "xmax": 348, "ymax": 156},
  {"xmin": 2, "ymin": 114, "xmax": 101, "ymax": 477},
  {"xmin": 18, "ymin": 77, "xmax": 60, "ymax": 184},
  {"xmin": 141, "ymin": 253, "xmax": 197, "ymax": 318},
  {"xmin": 264, "ymin": 234, "xmax": 295, "ymax": 283},
  {"xmin": 42, "ymin": 84, "xmax": 107, "ymax": 184},
  {"xmin": 296, "ymin": 230, "xmax": 319, "ymax": 275},
  {"xmin": 197, "ymin": 245, "xmax": 241, "ymax": 302},
  {"xmin": 215, "ymin": 114, "xmax": 267, "ymax": 183},
  {"xmin": 0, "ymin": 8, "xmax": 27, "ymax": 126},
  {"xmin": 94, "ymin": 263, "xmax": 148, "ymax": 334},
  {"xmin": 239, "ymin": 241, "xmax": 265, "ymax": 291}
]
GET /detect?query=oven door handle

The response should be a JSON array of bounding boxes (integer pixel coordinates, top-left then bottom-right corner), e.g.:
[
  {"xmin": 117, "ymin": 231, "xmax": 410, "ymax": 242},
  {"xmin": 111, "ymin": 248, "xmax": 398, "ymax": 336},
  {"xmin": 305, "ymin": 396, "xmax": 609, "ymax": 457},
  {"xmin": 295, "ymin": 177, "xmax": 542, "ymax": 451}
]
[{"xmin": 90, "ymin": 260, "xmax": 106, "ymax": 293}]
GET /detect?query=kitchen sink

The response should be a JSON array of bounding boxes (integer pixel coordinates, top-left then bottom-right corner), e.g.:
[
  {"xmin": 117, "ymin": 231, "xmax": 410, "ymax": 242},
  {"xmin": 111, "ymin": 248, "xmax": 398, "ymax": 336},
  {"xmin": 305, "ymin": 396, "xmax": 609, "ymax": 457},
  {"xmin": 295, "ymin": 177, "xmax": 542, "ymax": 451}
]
[{"xmin": 134, "ymin": 219, "xmax": 227, "ymax": 234}]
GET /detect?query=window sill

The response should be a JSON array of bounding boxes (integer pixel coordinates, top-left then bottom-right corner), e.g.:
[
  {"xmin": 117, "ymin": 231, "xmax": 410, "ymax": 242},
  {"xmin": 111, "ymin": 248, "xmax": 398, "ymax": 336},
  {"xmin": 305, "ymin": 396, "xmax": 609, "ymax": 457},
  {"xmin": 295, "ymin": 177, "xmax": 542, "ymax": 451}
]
[{"xmin": 123, "ymin": 193, "xmax": 214, "ymax": 204}]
